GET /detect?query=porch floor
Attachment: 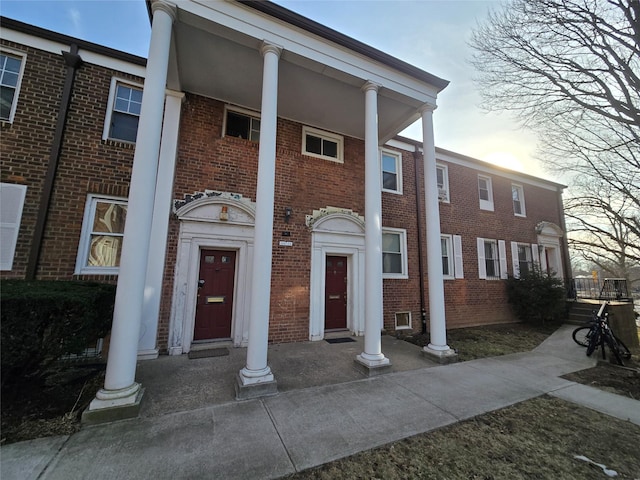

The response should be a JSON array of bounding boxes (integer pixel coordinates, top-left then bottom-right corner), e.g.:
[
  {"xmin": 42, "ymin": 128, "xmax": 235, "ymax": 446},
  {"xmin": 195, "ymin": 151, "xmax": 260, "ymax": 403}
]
[{"xmin": 136, "ymin": 334, "xmax": 437, "ymax": 418}]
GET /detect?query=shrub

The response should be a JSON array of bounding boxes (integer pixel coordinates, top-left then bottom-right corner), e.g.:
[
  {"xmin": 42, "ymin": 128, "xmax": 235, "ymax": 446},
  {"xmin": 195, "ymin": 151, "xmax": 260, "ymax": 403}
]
[
  {"xmin": 1, "ymin": 280, "xmax": 115, "ymax": 386},
  {"xmin": 506, "ymin": 267, "xmax": 566, "ymax": 325}
]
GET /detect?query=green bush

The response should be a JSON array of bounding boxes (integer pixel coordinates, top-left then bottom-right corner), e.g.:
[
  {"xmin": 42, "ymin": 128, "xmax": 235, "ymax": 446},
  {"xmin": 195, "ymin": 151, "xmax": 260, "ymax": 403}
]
[
  {"xmin": 1, "ymin": 280, "xmax": 115, "ymax": 386},
  {"xmin": 506, "ymin": 267, "xmax": 566, "ymax": 325}
]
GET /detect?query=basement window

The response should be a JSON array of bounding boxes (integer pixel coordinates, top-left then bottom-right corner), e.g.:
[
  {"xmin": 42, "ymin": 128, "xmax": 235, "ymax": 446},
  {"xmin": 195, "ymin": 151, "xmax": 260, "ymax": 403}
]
[{"xmin": 395, "ymin": 312, "xmax": 411, "ymax": 330}]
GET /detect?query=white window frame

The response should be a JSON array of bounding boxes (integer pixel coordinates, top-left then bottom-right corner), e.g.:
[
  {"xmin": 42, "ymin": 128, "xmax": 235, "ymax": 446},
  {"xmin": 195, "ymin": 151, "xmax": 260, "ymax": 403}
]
[
  {"xmin": 478, "ymin": 175, "xmax": 494, "ymax": 211},
  {"xmin": 222, "ymin": 104, "xmax": 261, "ymax": 142},
  {"xmin": 394, "ymin": 311, "xmax": 412, "ymax": 330},
  {"xmin": 75, "ymin": 194, "xmax": 127, "ymax": 275},
  {"xmin": 302, "ymin": 126, "xmax": 344, "ymax": 163},
  {"xmin": 102, "ymin": 77, "xmax": 144, "ymax": 142},
  {"xmin": 512, "ymin": 183, "xmax": 526, "ymax": 217},
  {"xmin": 0, "ymin": 183, "xmax": 27, "ymax": 270},
  {"xmin": 380, "ymin": 148, "xmax": 403, "ymax": 194},
  {"xmin": 382, "ymin": 227, "xmax": 408, "ymax": 279},
  {"xmin": 477, "ymin": 238, "xmax": 507, "ymax": 280},
  {"xmin": 511, "ymin": 242, "xmax": 539, "ymax": 279},
  {"xmin": 436, "ymin": 164, "xmax": 449, "ymax": 203},
  {"xmin": 0, "ymin": 48, "xmax": 27, "ymax": 124},
  {"xmin": 441, "ymin": 234, "xmax": 463, "ymax": 280}
]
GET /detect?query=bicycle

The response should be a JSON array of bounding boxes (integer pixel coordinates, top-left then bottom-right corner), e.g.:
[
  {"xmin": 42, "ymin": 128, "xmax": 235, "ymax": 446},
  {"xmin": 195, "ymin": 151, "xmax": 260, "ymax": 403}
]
[{"xmin": 571, "ymin": 302, "xmax": 632, "ymax": 365}]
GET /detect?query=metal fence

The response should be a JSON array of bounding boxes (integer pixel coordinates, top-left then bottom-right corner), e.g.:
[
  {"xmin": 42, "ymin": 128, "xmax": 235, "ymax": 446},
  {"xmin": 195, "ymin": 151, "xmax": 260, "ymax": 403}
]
[{"xmin": 566, "ymin": 277, "xmax": 631, "ymax": 301}]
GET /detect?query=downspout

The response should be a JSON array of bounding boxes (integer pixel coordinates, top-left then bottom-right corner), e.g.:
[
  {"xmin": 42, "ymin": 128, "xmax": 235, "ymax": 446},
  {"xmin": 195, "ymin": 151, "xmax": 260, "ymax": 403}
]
[
  {"xmin": 413, "ymin": 148, "xmax": 427, "ymax": 334},
  {"xmin": 26, "ymin": 44, "xmax": 83, "ymax": 279},
  {"xmin": 556, "ymin": 186, "xmax": 573, "ymax": 294}
]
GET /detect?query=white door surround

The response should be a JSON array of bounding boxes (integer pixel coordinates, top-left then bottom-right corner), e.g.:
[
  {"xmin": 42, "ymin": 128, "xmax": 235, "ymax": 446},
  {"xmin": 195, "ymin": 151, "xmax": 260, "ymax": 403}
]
[
  {"xmin": 307, "ymin": 208, "xmax": 366, "ymax": 341},
  {"xmin": 168, "ymin": 192, "xmax": 256, "ymax": 354},
  {"xmin": 535, "ymin": 221, "xmax": 564, "ymax": 278}
]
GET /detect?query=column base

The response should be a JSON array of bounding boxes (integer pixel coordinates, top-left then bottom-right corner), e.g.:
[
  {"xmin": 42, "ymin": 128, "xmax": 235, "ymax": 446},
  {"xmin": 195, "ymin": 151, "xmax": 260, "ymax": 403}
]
[
  {"xmin": 422, "ymin": 345, "xmax": 458, "ymax": 365},
  {"xmin": 235, "ymin": 367, "xmax": 278, "ymax": 400},
  {"xmin": 354, "ymin": 354, "xmax": 392, "ymax": 377},
  {"xmin": 82, "ymin": 384, "xmax": 144, "ymax": 425},
  {"xmin": 137, "ymin": 348, "xmax": 159, "ymax": 360}
]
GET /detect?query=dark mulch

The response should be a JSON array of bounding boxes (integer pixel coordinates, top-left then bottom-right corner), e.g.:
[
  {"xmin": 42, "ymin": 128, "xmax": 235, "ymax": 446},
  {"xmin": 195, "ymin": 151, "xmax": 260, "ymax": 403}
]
[{"xmin": 562, "ymin": 359, "xmax": 640, "ymax": 400}]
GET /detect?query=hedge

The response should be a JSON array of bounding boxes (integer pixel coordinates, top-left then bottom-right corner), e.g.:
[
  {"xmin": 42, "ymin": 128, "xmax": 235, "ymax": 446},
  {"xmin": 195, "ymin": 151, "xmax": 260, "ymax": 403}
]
[{"xmin": 1, "ymin": 280, "xmax": 115, "ymax": 386}]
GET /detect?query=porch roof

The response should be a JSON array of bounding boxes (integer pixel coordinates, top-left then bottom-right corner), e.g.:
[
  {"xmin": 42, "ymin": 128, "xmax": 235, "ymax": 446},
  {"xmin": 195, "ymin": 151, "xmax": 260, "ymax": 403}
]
[{"xmin": 154, "ymin": 0, "xmax": 449, "ymax": 143}]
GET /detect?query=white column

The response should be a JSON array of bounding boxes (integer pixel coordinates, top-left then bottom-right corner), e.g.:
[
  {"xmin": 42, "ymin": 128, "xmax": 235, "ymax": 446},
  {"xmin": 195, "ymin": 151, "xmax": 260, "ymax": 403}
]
[
  {"xmin": 421, "ymin": 105, "xmax": 454, "ymax": 358},
  {"xmin": 238, "ymin": 43, "xmax": 281, "ymax": 388},
  {"xmin": 356, "ymin": 81, "xmax": 390, "ymax": 369},
  {"xmin": 88, "ymin": 1, "xmax": 175, "ymax": 411},
  {"xmin": 138, "ymin": 90, "xmax": 184, "ymax": 360}
]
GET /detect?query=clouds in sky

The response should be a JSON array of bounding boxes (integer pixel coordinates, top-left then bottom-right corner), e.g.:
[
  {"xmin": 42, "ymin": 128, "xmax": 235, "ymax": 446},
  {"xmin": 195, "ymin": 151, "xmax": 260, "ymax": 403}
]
[{"xmin": 0, "ymin": 0, "xmax": 545, "ymax": 177}]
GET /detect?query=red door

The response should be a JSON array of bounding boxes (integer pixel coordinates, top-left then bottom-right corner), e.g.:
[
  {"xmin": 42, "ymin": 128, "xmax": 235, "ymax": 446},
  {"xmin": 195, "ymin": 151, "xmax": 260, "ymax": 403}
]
[
  {"xmin": 194, "ymin": 249, "xmax": 236, "ymax": 341},
  {"xmin": 325, "ymin": 256, "xmax": 347, "ymax": 330}
]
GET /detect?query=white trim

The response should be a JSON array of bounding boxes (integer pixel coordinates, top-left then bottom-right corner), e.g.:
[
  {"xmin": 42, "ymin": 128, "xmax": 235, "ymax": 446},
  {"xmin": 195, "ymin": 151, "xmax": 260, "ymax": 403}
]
[
  {"xmin": 511, "ymin": 241, "xmax": 520, "ymax": 279},
  {"xmin": 168, "ymin": 196, "xmax": 256, "ymax": 353},
  {"xmin": 394, "ymin": 311, "xmax": 412, "ymax": 330},
  {"xmin": 302, "ymin": 125, "xmax": 344, "ymax": 163},
  {"xmin": 441, "ymin": 234, "xmax": 454, "ymax": 279},
  {"xmin": 382, "ymin": 227, "xmax": 409, "ymax": 279},
  {"xmin": 478, "ymin": 175, "xmax": 494, "ymax": 211},
  {"xmin": 102, "ymin": 77, "xmax": 144, "ymax": 142},
  {"xmin": 222, "ymin": 104, "xmax": 261, "ymax": 141},
  {"xmin": 477, "ymin": 237, "xmax": 487, "ymax": 280},
  {"xmin": 453, "ymin": 234, "xmax": 464, "ymax": 279},
  {"xmin": 0, "ymin": 47, "xmax": 27, "ymax": 123},
  {"xmin": 498, "ymin": 240, "xmax": 508, "ymax": 279},
  {"xmin": 74, "ymin": 194, "xmax": 127, "ymax": 275},
  {"xmin": 309, "ymin": 212, "xmax": 366, "ymax": 340},
  {"xmin": 380, "ymin": 148, "xmax": 403, "ymax": 194},
  {"xmin": 0, "ymin": 183, "xmax": 27, "ymax": 270},
  {"xmin": 512, "ymin": 183, "xmax": 526, "ymax": 217},
  {"xmin": 436, "ymin": 163, "xmax": 450, "ymax": 203}
]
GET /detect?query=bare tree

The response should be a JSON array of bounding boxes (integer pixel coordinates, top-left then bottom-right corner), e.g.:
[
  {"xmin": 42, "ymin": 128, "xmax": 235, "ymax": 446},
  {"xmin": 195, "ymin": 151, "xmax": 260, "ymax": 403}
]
[{"xmin": 469, "ymin": 0, "xmax": 640, "ymax": 279}]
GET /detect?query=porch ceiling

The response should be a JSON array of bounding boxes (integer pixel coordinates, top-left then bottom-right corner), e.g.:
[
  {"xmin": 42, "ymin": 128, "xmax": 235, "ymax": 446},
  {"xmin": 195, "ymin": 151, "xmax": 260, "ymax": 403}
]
[{"xmin": 165, "ymin": 2, "xmax": 445, "ymax": 143}]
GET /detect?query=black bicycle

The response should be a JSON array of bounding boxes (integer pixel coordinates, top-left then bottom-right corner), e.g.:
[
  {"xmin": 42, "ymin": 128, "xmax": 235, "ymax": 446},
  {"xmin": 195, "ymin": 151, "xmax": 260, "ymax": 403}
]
[{"xmin": 571, "ymin": 302, "xmax": 631, "ymax": 365}]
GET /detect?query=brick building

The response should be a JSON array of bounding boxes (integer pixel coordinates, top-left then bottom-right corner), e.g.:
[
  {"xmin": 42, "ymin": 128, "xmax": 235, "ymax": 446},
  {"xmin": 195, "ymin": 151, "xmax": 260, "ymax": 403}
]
[{"xmin": 1, "ymin": 1, "xmax": 569, "ymax": 415}]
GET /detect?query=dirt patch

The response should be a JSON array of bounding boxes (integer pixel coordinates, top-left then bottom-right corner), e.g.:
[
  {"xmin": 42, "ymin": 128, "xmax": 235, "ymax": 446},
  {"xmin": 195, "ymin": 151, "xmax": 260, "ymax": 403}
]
[
  {"xmin": 286, "ymin": 396, "xmax": 640, "ymax": 480},
  {"xmin": 563, "ymin": 359, "xmax": 640, "ymax": 400},
  {"xmin": 1, "ymin": 362, "xmax": 105, "ymax": 445}
]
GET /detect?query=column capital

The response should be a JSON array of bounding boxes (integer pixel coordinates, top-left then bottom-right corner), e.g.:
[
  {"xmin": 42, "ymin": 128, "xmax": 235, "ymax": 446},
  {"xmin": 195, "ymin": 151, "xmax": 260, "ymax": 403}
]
[
  {"xmin": 362, "ymin": 81, "xmax": 381, "ymax": 93},
  {"xmin": 260, "ymin": 42, "xmax": 283, "ymax": 58},
  {"xmin": 151, "ymin": 0, "xmax": 177, "ymax": 22},
  {"xmin": 419, "ymin": 103, "xmax": 438, "ymax": 115}
]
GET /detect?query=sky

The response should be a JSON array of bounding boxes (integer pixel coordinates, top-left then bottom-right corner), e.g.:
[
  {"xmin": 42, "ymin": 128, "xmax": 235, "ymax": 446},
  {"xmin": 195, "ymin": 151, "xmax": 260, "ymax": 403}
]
[{"xmin": 0, "ymin": 0, "xmax": 546, "ymax": 179}]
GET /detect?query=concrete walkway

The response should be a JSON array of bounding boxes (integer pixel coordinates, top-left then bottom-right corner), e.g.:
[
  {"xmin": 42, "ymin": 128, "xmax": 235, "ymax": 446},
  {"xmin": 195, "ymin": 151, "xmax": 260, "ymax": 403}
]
[{"xmin": 2, "ymin": 325, "xmax": 639, "ymax": 480}]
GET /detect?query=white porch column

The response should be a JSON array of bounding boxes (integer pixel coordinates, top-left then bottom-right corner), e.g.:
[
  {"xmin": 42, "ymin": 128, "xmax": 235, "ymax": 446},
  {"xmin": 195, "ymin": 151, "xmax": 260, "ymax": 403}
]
[
  {"xmin": 355, "ymin": 81, "xmax": 390, "ymax": 373},
  {"xmin": 236, "ymin": 42, "xmax": 281, "ymax": 399},
  {"xmin": 86, "ymin": 1, "xmax": 176, "ymax": 415},
  {"xmin": 420, "ymin": 105, "xmax": 456, "ymax": 361},
  {"xmin": 138, "ymin": 90, "xmax": 184, "ymax": 360}
]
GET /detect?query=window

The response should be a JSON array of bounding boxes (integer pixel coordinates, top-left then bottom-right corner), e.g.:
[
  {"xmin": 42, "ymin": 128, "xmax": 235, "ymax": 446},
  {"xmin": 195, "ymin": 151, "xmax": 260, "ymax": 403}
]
[
  {"xmin": 441, "ymin": 234, "xmax": 463, "ymax": 279},
  {"xmin": 224, "ymin": 106, "xmax": 260, "ymax": 141},
  {"xmin": 103, "ymin": 78, "xmax": 143, "ymax": 142},
  {"xmin": 381, "ymin": 149, "xmax": 402, "ymax": 193},
  {"xmin": 302, "ymin": 126, "xmax": 343, "ymax": 163},
  {"xmin": 436, "ymin": 164, "xmax": 449, "ymax": 202},
  {"xmin": 512, "ymin": 184, "xmax": 526, "ymax": 216},
  {"xmin": 395, "ymin": 312, "xmax": 412, "ymax": 330},
  {"xmin": 0, "ymin": 51, "xmax": 26, "ymax": 123},
  {"xmin": 511, "ymin": 242, "xmax": 539, "ymax": 278},
  {"xmin": 478, "ymin": 175, "xmax": 494, "ymax": 211},
  {"xmin": 477, "ymin": 238, "xmax": 507, "ymax": 280},
  {"xmin": 382, "ymin": 228, "xmax": 408, "ymax": 278},
  {"xmin": 75, "ymin": 195, "xmax": 127, "ymax": 274},
  {"xmin": 0, "ymin": 183, "xmax": 27, "ymax": 270}
]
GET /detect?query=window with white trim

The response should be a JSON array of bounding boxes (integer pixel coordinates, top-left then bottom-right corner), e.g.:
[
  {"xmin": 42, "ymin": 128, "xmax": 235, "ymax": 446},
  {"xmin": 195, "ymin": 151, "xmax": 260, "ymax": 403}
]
[
  {"xmin": 302, "ymin": 126, "xmax": 343, "ymax": 163},
  {"xmin": 382, "ymin": 228, "xmax": 408, "ymax": 278},
  {"xmin": 395, "ymin": 311, "xmax": 412, "ymax": 330},
  {"xmin": 478, "ymin": 175, "xmax": 494, "ymax": 211},
  {"xmin": 103, "ymin": 78, "xmax": 143, "ymax": 143},
  {"xmin": 224, "ymin": 106, "xmax": 260, "ymax": 141},
  {"xmin": 512, "ymin": 184, "xmax": 526, "ymax": 216},
  {"xmin": 436, "ymin": 164, "xmax": 449, "ymax": 202},
  {"xmin": 0, "ymin": 50, "xmax": 26, "ymax": 123},
  {"xmin": 75, "ymin": 195, "xmax": 127, "ymax": 275},
  {"xmin": 477, "ymin": 238, "xmax": 507, "ymax": 280},
  {"xmin": 441, "ymin": 234, "xmax": 463, "ymax": 279},
  {"xmin": 381, "ymin": 149, "xmax": 402, "ymax": 194},
  {"xmin": 0, "ymin": 183, "xmax": 27, "ymax": 270},
  {"xmin": 511, "ymin": 242, "xmax": 538, "ymax": 278}
]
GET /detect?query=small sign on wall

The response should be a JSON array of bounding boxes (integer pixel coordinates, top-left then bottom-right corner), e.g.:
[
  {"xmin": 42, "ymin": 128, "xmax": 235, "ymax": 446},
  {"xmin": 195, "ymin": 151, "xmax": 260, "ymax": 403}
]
[{"xmin": 279, "ymin": 241, "xmax": 293, "ymax": 247}]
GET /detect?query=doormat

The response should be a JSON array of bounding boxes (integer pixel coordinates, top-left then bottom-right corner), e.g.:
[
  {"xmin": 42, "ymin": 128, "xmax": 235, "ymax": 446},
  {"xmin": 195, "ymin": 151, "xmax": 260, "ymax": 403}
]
[
  {"xmin": 188, "ymin": 347, "xmax": 229, "ymax": 359},
  {"xmin": 325, "ymin": 337, "xmax": 356, "ymax": 344}
]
